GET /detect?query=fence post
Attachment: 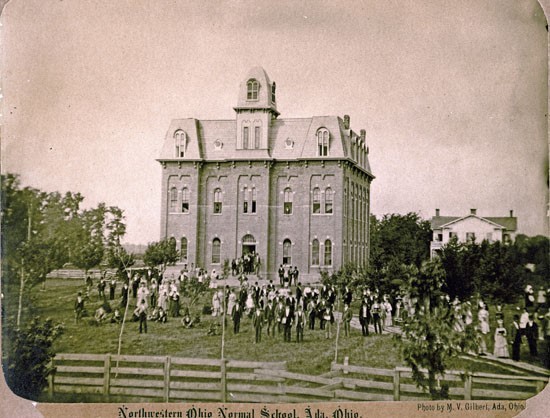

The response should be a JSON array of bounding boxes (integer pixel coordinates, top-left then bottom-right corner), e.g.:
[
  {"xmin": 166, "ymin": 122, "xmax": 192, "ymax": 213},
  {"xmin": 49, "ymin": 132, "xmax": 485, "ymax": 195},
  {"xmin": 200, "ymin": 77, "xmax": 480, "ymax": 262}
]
[
  {"xmin": 393, "ymin": 369, "xmax": 400, "ymax": 401},
  {"xmin": 103, "ymin": 354, "xmax": 111, "ymax": 400},
  {"xmin": 464, "ymin": 373, "xmax": 473, "ymax": 400},
  {"xmin": 164, "ymin": 356, "xmax": 171, "ymax": 402},
  {"xmin": 48, "ymin": 358, "xmax": 55, "ymax": 399},
  {"xmin": 220, "ymin": 358, "xmax": 227, "ymax": 403},
  {"xmin": 343, "ymin": 357, "xmax": 349, "ymax": 375}
]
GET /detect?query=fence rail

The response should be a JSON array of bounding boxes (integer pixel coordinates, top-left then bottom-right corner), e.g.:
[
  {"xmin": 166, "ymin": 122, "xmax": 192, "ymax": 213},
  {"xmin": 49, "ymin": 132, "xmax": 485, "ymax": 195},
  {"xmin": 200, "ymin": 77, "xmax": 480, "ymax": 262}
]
[{"xmin": 48, "ymin": 353, "xmax": 549, "ymax": 402}]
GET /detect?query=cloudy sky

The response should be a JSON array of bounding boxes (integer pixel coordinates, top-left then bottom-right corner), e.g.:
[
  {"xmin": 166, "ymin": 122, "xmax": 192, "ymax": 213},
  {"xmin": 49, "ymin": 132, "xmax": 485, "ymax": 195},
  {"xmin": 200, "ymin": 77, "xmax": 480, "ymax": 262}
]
[{"xmin": 2, "ymin": 0, "xmax": 548, "ymax": 244}]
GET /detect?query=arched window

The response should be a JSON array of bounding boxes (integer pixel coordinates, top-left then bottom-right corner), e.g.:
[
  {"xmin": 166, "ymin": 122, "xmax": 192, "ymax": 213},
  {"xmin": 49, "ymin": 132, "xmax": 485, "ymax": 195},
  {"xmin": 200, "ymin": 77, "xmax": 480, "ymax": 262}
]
[
  {"xmin": 282, "ymin": 239, "xmax": 292, "ymax": 265},
  {"xmin": 181, "ymin": 188, "xmax": 189, "ymax": 213},
  {"xmin": 174, "ymin": 130, "xmax": 186, "ymax": 158},
  {"xmin": 283, "ymin": 187, "xmax": 293, "ymax": 214},
  {"xmin": 325, "ymin": 187, "xmax": 333, "ymax": 214},
  {"xmin": 312, "ymin": 187, "xmax": 321, "ymax": 214},
  {"xmin": 317, "ymin": 128, "xmax": 329, "ymax": 157},
  {"xmin": 247, "ymin": 79, "xmax": 259, "ymax": 100},
  {"xmin": 212, "ymin": 238, "xmax": 221, "ymax": 264},
  {"xmin": 324, "ymin": 239, "xmax": 332, "ymax": 266},
  {"xmin": 181, "ymin": 237, "xmax": 188, "ymax": 262},
  {"xmin": 311, "ymin": 239, "xmax": 320, "ymax": 266},
  {"xmin": 213, "ymin": 188, "xmax": 222, "ymax": 214},
  {"xmin": 169, "ymin": 187, "xmax": 178, "ymax": 212}
]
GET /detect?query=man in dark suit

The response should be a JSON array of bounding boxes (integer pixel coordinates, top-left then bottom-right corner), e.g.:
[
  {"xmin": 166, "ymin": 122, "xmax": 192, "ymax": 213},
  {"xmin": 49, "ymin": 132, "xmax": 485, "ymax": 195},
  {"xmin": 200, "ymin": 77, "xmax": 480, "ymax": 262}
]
[
  {"xmin": 359, "ymin": 297, "xmax": 371, "ymax": 336},
  {"xmin": 526, "ymin": 314, "xmax": 539, "ymax": 356},
  {"xmin": 252, "ymin": 306, "xmax": 264, "ymax": 343},
  {"xmin": 282, "ymin": 301, "xmax": 293, "ymax": 342},
  {"xmin": 295, "ymin": 304, "xmax": 306, "ymax": 342},
  {"xmin": 510, "ymin": 314, "xmax": 521, "ymax": 361},
  {"xmin": 232, "ymin": 303, "xmax": 242, "ymax": 334}
]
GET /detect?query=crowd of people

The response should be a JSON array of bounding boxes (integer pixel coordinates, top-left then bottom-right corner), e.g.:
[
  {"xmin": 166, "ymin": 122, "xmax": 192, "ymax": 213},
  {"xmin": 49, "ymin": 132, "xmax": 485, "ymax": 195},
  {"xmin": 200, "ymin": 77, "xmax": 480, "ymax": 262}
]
[{"xmin": 74, "ymin": 270, "xmax": 550, "ymax": 366}]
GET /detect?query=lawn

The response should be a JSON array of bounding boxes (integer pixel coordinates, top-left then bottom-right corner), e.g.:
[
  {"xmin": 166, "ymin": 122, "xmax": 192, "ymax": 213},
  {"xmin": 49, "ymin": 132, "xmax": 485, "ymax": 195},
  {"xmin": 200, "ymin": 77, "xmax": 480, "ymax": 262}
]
[{"xmin": 3, "ymin": 278, "xmax": 539, "ymax": 377}]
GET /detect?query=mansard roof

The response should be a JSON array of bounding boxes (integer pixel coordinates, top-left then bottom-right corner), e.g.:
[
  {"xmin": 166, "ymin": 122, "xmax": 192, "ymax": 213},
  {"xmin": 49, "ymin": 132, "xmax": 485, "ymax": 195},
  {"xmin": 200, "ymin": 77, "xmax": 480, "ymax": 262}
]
[{"xmin": 159, "ymin": 116, "xmax": 373, "ymax": 177}]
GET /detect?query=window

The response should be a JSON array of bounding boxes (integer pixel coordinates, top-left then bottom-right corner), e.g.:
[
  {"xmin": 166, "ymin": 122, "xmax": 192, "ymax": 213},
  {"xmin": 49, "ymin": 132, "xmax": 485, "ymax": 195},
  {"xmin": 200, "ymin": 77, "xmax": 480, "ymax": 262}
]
[
  {"xmin": 325, "ymin": 188, "xmax": 333, "ymax": 214},
  {"xmin": 251, "ymin": 187, "xmax": 257, "ymax": 213},
  {"xmin": 317, "ymin": 128, "xmax": 329, "ymax": 157},
  {"xmin": 324, "ymin": 239, "xmax": 332, "ymax": 266},
  {"xmin": 283, "ymin": 239, "xmax": 292, "ymax": 265},
  {"xmin": 247, "ymin": 79, "xmax": 259, "ymax": 100},
  {"xmin": 311, "ymin": 239, "xmax": 320, "ymax": 265},
  {"xmin": 437, "ymin": 233, "xmax": 443, "ymax": 242},
  {"xmin": 485, "ymin": 232, "xmax": 493, "ymax": 242},
  {"xmin": 169, "ymin": 187, "xmax": 178, "ymax": 212},
  {"xmin": 312, "ymin": 188, "xmax": 321, "ymax": 214},
  {"xmin": 213, "ymin": 188, "xmax": 222, "ymax": 214},
  {"xmin": 181, "ymin": 237, "xmax": 188, "ymax": 261},
  {"xmin": 174, "ymin": 130, "xmax": 186, "ymax": 158},
  {"xmin": 254, "ymin": 126, "xmax": 261, "ymax": 149},
  {"xmin": 449, "ymin": 232, "xmax": 457, "ymax": 239},
  {"xmin": 466, "ymin": 232, "xmax": 476, "ymax": 242},
  {"xmin": 181, "ymin": 188, "xmax": 189, "ymax": 213},
  {"xmin": 283, "ymin": 188, "xmax": 293, "ymax": 214},
  {"xmin": 271, "ymin": 82, "xmax": 276, "ymax": 103},
  {"xmin": 243, "ymin": 126, "xmax": 249, "ymax": 149},
  {"xmin": 212, "ymin": 238, "xmax": 221, "ymax": 264},
  {"xmin": 243, "ymin": 187, "xmax": 248, "ymax": 213}
]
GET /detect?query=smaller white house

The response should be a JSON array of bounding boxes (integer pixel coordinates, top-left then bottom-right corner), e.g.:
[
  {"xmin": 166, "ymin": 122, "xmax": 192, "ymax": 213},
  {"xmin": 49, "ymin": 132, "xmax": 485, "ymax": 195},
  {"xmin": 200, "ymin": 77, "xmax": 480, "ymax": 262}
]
[{"xmin": 430, "ymin": 209, "xmax": 517, "ymax": 258}]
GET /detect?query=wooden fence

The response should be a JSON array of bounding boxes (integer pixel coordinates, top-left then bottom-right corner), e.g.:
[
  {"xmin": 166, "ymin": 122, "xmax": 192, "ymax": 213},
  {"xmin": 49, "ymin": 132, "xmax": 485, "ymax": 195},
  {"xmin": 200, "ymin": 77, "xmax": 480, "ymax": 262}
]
[{"xmin": 48, "ymin": 353, "xmax": 549, "ymax": 402}]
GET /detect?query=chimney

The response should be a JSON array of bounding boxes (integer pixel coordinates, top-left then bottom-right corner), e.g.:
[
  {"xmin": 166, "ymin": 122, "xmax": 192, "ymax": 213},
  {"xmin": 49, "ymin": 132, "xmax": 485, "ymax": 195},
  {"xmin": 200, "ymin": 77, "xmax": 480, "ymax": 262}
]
[
  {"xmin": 435, "ymin": 208, "xmax": 440, "ymax": 217},
  {"xmin": 509, "ymin": 210, "xmax": 514, "ymax": 217},
  {"xmin": 360, "ymin": 129, "xmax": 366, "ymax": 141},
  {"xmin": 343, "ymin": 115, "xmax": 350, "ymax": 130},
  {"xmin": 470, "ymin": 208, "xmax": 477, "ymax": 215}
]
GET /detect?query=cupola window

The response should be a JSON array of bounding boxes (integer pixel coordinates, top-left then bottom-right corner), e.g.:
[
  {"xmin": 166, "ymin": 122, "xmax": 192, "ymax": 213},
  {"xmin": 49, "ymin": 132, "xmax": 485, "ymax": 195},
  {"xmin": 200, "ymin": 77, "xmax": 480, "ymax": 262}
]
[{"xmin": 247, "ymin": 79, "xmax": 259, "ymax": 100}]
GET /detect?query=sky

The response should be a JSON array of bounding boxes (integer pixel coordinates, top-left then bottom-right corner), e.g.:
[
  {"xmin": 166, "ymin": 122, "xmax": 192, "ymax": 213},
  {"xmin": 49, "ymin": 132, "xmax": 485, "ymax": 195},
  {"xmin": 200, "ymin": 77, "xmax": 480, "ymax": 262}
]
[{"xmin": 1, "ymin": 0, "xmax": 549, "ymax": 244}]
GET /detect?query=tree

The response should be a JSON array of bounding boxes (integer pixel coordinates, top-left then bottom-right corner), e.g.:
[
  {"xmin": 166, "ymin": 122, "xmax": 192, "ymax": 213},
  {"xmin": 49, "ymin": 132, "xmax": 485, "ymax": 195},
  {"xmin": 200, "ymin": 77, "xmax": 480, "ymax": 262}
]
[
  {"xmin": 3, "ymin": 317, "xmax": 64, "ymax": 400},
  {"xmin": 369, "ymin": 213, "xmax": 432, "ymax": 294},
  {"xmin": 398, "ymin": 259, "xmax": 474, "ymax": 400},
  {"xmin": 143, "ymin": 238, "xmax": 179, "ymax": 271}
]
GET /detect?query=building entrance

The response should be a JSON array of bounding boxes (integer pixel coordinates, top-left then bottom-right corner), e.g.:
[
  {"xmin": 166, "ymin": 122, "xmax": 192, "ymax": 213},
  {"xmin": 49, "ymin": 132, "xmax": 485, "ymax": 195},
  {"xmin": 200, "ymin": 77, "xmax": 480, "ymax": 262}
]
[{"xmin": 241, "ymin": 234, "xmax": 257, "ymax": 256}]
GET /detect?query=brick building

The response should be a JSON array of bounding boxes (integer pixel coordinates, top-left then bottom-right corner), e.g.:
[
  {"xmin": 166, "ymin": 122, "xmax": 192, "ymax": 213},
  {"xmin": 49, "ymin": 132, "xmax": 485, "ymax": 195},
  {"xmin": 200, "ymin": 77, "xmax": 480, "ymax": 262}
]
[{"xmin": 157, "ymin": 67, "xmax": 374, "ymax": 280}]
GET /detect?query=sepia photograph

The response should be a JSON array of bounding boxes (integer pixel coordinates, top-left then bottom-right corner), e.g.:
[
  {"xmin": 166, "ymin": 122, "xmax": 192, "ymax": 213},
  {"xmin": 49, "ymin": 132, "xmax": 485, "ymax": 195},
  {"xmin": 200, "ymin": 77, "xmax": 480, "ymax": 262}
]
[{"xmin": 1, "ymin": 1, "xmax": 549, "ymax": 417}]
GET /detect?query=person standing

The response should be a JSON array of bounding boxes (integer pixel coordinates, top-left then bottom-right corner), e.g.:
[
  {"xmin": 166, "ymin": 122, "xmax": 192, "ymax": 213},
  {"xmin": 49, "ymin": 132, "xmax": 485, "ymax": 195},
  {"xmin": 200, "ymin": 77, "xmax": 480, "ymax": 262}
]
[
  {"xmin": 526, "ymin": 314, "xmax": 539, "ymax": 357},
  {"xmin": 120, "ymin": 281, "xmax": 129, "ymax": 308},
  {"xmin": 278, "ymin": 265, "xmax": 285, "ymax": 286},
  {"xmin": 134, "ymin": 299, "xmax": 148, "ymax": 334},
  {"xmin": 265, "ymin": 299, "xmax": 275, "ymax": 337},
  {"xmin": 74, "ymin": 292, "xmax": 85, "ymax": 323},
  {"xmin": 342, "ymin": 304, "xmax": 353, "ymax": 337},
  {"xmin": 358, "ymin": 297, "xmax": 370, "ymax": 336},
  {"xmin": 253, "ymin": 306, "xmax": 264, "ymax": 343},
  {"xmin": 282, "ymin": 302, "xmax": 293, "ymax": 342},
  {"xmin": 109, "ymin": 277, "xmax": 117, "ymax": 301},
  {"xmin": 232, "ymin": 303, "xmax": 242, "ymax": 334},
  {"xmin": 493, "ymin": 319, "xmax": 509, "ymax": 358},
  {"xmin": 295, "ymin": 304, "xmax": 305, "ymax": 342},
  {"xmin": 371, "ymin": 299, "xmax": 382, "ymax": 334},
  {"xmin": 510, "ymin": 314, "xmax": 521, "ymax": 361},
  {"xmin": 324, "ymin": 304, "xmax": 334, "ymax": 339}
]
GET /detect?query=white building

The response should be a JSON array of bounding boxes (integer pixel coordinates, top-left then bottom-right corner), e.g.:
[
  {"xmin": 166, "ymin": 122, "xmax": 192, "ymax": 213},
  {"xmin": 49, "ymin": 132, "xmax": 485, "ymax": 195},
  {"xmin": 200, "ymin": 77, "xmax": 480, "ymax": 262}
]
[{"xmin": 430, "ymin": 208, "xmax": 517, "ymax": 258}]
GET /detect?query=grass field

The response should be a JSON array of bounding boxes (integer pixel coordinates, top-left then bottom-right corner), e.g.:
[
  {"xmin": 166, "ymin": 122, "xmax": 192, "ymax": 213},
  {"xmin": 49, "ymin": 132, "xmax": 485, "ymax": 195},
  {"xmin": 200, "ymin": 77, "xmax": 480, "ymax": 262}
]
[{"xmin": 3, "ymin": 278, "xmax": 540, "ymax": 377}]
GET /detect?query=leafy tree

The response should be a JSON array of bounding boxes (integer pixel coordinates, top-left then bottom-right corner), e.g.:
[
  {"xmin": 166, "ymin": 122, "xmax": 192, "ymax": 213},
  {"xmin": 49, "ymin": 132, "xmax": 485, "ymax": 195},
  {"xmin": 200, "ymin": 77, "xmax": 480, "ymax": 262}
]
[
  {"xmin": 3, "ymin": 317, "xmax": 64, "ymax": 400},
  {"xmin": 369, "ymin": 213, "xmax": 431, "ymax": 294},
  {"xmin": 143, "ymin": 238, "xmax": 179, "ymax": 271},
  {"xmin": 106, "ymin": 245, "xmax": 135, "ymax": 278},
  {"xmin": 398, "ymin": 259, "xmax": 474, "ymax": 400}
]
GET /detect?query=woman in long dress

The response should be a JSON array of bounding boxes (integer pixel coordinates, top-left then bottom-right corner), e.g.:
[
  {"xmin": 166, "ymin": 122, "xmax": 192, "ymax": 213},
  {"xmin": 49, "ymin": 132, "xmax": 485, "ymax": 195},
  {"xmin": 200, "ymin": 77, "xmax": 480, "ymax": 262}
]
[
  {"xmin": 493, "ymin": 319, "xmax": 510, "ymax": 358},
  {"xmin": 478, "ymin": 303, "xmax": 490, "ymax": 354}
]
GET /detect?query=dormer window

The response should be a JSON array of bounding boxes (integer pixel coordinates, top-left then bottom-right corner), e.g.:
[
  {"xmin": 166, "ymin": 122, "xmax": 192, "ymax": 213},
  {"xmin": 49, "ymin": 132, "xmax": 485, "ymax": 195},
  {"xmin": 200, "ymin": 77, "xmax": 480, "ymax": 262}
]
[
  {"xmin": 271, "ymin": 82, "xmax": 276, "ymax": 103},
  {"xmin": 174, "ymin": 130, "xmax": 186, "ymax": 158},
  {"xmin": 247, "ymin": 79, "xmax": 259, "ymax": 100},
  {"xmin": 317, "ymin": 128, "xmax": 330, "ymax": 157}
]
